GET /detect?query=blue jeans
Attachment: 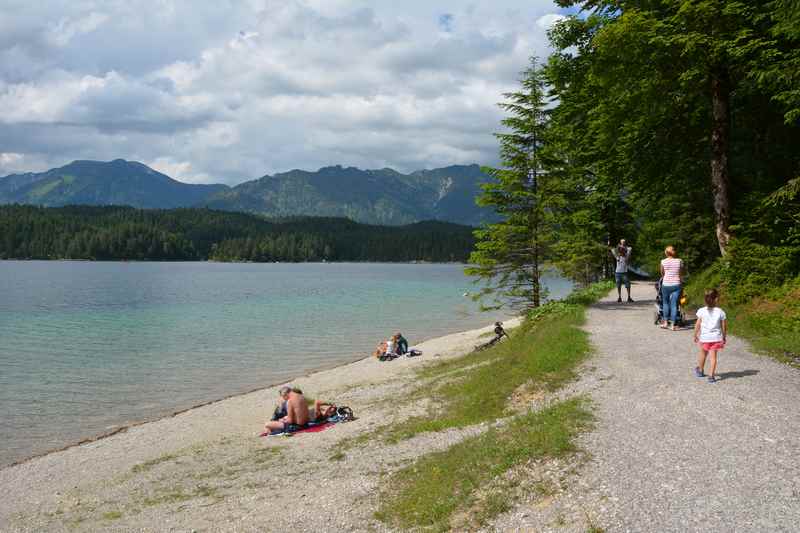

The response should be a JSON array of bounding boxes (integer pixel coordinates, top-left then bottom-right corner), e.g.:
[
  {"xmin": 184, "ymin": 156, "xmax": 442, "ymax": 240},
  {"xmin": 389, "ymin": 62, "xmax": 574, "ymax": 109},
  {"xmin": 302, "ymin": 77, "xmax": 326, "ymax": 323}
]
[
  {"xmin": 615, "ymin": 272, "xmax": 630, "ymax": 289},
  {"xmin": 661, "ymin": 284, "xmax": 681, "ymax": 324}
]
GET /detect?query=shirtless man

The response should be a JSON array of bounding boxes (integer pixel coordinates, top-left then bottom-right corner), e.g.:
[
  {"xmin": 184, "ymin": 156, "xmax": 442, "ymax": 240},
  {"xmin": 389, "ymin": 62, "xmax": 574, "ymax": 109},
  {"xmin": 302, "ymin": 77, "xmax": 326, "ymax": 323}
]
[{"xmin": 264, "ymin": 386, "xmax": 310, "ymax": 433}]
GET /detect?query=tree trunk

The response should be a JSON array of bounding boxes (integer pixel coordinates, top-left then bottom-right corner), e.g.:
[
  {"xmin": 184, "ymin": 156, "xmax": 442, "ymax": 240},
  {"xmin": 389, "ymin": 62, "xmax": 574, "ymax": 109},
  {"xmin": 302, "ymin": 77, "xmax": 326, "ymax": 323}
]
[
  {"xmin": 710, "ymin": 69, "xmax": 732, "ymax": 255},
  {"xmin": 532, "ymin": 237, "xmax": 540, "ymax": 308},
  {"xmin": 529, "ymin": 132, "xmax": 541, "ymax": 308}
]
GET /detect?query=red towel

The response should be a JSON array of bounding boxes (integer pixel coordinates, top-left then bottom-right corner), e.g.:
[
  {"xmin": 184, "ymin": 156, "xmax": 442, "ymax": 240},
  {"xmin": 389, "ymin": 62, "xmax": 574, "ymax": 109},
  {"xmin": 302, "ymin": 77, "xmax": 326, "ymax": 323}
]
[{"xmin": 259, "ymin": 421, "xmax": 334, "ymax": 437}]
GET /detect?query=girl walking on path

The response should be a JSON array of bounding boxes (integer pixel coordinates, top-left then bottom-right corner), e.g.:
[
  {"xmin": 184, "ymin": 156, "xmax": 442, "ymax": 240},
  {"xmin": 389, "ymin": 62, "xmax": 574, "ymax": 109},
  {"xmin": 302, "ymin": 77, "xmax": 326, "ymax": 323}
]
[
  {"xmin": 693, "ymin": 289, "xmax": 728, "ymax": 383},
  {"xmin": 660, "ymin": 246, "xmax": 685, "ymax": 330}
]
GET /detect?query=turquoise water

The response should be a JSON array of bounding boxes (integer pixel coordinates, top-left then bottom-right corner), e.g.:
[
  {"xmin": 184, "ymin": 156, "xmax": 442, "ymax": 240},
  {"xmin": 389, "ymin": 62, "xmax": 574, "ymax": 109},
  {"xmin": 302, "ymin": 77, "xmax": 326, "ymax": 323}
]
[{"xmin": 0, "ymin": 261, "xmax": 571, "ymax": 467}]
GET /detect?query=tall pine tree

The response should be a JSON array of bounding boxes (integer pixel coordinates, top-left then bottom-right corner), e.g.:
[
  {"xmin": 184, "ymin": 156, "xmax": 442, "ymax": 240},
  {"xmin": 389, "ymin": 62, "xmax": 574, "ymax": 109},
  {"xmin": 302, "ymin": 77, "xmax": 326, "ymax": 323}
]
[{"xmin": 467, "ymin": 59, "xmax": 558, "ymax": 311}]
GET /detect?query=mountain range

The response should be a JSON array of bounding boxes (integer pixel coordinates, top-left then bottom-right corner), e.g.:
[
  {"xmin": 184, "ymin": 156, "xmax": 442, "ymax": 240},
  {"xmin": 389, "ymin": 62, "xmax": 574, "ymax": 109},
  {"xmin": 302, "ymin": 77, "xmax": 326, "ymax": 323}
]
[{"xmin": 0, "ymin": 159, "xmax": 494, "ymax": 226}]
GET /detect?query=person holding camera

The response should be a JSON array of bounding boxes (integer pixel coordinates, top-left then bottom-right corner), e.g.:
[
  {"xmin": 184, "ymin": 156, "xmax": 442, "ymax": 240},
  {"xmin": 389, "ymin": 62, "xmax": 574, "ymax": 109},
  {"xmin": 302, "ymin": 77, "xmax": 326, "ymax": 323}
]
[{"xmin": 609, "ymin": 239, "xmax": 634, "ymax": 303}]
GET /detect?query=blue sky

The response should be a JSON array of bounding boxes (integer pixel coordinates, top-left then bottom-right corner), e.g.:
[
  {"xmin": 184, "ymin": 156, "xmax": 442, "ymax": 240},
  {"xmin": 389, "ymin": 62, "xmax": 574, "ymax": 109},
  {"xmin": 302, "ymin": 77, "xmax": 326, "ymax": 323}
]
[{"xmin": 0, "ymin": 1, "xmax": 571, "ymax": 184}]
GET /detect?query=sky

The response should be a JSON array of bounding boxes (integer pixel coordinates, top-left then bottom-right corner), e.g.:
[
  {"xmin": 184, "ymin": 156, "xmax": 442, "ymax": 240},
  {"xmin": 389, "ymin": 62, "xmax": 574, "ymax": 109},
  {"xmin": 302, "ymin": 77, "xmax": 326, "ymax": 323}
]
[{"xmin": 0, "ymin": 0, "xmax": 569, "ymax": 185}]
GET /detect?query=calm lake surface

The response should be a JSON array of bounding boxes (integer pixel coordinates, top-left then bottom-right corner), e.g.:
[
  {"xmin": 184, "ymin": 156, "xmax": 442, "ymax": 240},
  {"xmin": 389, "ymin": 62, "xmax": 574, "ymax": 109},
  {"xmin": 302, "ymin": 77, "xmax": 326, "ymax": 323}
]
[{"xmin": 0, "ymin": 261, "xmax": 571, "ymax": 467}]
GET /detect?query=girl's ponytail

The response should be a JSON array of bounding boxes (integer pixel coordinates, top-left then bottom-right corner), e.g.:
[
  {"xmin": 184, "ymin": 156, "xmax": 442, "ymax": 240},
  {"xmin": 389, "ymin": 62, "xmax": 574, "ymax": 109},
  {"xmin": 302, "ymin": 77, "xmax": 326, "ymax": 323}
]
[{"xmin": 704, "ymin": 288, "xmax": 719, "ymax": 309}]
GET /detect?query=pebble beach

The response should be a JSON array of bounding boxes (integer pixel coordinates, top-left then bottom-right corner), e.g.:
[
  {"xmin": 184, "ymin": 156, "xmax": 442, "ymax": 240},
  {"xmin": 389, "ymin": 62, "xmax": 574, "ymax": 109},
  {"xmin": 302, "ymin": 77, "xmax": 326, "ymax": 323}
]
[{"xmin": 0, "ymin": 318, "xmax": 520, "ymax": 532}]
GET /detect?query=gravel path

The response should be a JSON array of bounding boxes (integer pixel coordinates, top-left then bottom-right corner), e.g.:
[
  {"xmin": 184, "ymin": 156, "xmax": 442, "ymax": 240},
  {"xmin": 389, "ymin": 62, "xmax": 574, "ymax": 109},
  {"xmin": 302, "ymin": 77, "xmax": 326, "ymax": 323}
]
[{"xmin": 492, "ymin": 281, "xmax": 800, "ymax": 532}]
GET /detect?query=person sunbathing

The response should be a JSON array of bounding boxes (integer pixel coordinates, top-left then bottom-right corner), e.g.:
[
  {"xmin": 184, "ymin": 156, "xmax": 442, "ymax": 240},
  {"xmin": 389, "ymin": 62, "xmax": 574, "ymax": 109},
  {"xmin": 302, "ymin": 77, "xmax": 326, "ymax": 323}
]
[
  {"xmin": 312, "ymin": 400, "xmax": 337, "ymax": 421},
  {"xmin": 264, "ymin": 386, "xmax": 310, "ymax": 432}
]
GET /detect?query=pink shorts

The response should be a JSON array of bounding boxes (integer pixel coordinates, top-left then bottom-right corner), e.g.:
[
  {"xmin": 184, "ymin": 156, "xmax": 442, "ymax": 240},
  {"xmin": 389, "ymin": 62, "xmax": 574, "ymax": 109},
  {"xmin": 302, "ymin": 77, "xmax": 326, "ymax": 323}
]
[{"xmin": 699, "ymin": 341, "xmax": 725, "ymax": 351}]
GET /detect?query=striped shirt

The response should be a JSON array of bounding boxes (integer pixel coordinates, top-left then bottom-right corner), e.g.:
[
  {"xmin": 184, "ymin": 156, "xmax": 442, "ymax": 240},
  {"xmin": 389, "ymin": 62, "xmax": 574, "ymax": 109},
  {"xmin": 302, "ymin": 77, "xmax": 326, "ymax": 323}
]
[{"xmin": 661, "ymin": 257, "xmax": 683, "ymax": 286}]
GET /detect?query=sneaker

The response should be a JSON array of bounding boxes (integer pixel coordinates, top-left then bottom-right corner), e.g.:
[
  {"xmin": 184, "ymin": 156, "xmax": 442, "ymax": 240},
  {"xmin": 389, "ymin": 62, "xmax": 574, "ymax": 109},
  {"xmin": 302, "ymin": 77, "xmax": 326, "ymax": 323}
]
[
  {"xmin": 627, "ymin": 297, "xmax": 635, "ymax": 303},
  {"xmin": 707, "ymin": 376, "xmax": 717, "ymax": 383},
  {"xmin": 617, "ymin": 297, "xmax": 623, "ymax": 303},
  {"xmin": 694, "ymin": 367, "xmax": 705, "ymax": 378}
]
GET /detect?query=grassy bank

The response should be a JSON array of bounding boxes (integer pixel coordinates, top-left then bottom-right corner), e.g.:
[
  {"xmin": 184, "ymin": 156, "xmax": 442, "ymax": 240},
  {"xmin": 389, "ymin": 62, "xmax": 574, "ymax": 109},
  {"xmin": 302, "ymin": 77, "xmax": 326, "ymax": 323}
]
[
  {"xmin": 375, "ymin": 281, "xmax": 612, "ymax": 531},
  {"xmin": 686, "ymin": 264, "xmax": 800, "ymax": 367}
]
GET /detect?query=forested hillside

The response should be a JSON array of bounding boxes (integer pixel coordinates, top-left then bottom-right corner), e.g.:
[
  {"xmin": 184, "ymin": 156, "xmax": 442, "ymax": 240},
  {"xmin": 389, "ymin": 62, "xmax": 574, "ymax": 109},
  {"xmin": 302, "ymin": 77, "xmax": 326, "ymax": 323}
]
[
  {"xmin": 0, "ymin": 160, "xmax": 228, "ymax": 208},
  {"xmin": 0, "ymin": 161, "xmax": 495, "ymax": 227},
  {"xmin": 204, "ymin": 164, "xmax": 495, "ymax": 226},
  {"xmin": 0, "ymin": 206, "xmax": 474, "ymax": 263}
]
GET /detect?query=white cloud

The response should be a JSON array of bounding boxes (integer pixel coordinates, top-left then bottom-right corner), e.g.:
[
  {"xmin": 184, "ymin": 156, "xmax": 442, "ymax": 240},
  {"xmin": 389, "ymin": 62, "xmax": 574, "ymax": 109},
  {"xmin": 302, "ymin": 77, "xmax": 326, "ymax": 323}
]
[
  {"xmin": 0, "ymin": 1, "xmax": 567, "ymax": 184},
  {"xmin": 148, "ymin": 157, "xmax": 213, "ymax": 184},
  {"xmin": 536, "ymin": 13, "xmax": 567, "ymax": 30},
  {"xmin": 47, "ymin": 12, "xmax": 109, "ymax": 47},
  {"xmin": 0, "ymin": 152, "xmax": 23, "ymax": 166}
]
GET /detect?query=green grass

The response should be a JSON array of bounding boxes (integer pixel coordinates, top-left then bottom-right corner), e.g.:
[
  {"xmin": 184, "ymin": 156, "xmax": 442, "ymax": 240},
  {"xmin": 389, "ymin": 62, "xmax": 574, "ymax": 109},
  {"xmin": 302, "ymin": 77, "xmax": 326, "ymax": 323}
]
[
  {"xmin": 329, "ymin": 450, "xmax": 346, "ymax": 461},
  {"xmin": 248, "ymin": 445, "xmax": 283, "ymax": 465},
  {"xmin": 373, "ymin": 281, "xmax": 613, "ymax": 531},
  {"xmin": 101, "ymin": 510, "xmax": 123, "ymax": 521},
  {"xmin": 142, "ymin": 484, "xmax": 220, "ymax": 507},
  {"xmin": 384, "ymin": 300, "xmax": 595, "ymax": 442},
  {"xmin": 375, "ymin": 397, "xmax": 593, "ymax": 532},
  {"xmin": 131, "ymin": 452, "xmax": 180, "ymax": 474}
]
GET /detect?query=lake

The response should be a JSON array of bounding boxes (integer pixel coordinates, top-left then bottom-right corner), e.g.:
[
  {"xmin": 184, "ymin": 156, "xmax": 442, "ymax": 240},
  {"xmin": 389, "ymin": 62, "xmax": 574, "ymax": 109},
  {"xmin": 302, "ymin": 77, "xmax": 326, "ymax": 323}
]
[{"xmin": 0, "ymin": 261, "xmax": 572, "ymax": 467}]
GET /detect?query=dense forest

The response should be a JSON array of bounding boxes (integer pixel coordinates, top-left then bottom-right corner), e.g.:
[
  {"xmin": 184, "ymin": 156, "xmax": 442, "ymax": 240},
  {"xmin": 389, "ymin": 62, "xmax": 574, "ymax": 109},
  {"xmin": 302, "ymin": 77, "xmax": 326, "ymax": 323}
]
[
  {"xmin": 471, "ymin": 0, "xmax": 798, "ymax": 356},
  {"xmin": 0, "ymin": 205, "xmax": 474, "ymax": 262}
]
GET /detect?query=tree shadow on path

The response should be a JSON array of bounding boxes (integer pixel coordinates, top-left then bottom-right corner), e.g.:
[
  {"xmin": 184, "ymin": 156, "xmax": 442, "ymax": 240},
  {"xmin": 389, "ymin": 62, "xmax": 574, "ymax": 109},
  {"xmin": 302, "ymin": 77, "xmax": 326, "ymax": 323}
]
[
  {"xmin": 593, "ymin": 300, "xmax": 655, "ymax": 310},
  {"xmin": 716, "ymin": 369, "xmax": 760, "ymax": 381}
]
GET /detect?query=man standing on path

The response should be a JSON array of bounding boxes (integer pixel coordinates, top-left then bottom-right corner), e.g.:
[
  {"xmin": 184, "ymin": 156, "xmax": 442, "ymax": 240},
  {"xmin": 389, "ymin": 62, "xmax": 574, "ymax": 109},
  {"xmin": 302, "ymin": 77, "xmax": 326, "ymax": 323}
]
[{"xmin": 610, "ymin": 239, "xmax": 634, "ymax": 303}]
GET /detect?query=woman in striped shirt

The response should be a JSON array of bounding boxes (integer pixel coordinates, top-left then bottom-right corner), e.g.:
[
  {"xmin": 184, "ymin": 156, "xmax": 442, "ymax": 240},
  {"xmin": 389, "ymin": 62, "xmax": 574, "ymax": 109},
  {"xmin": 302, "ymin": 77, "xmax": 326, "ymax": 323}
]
[{"xmin": 660, "ymin": 246, "xmax": 685, "ymax": 330}]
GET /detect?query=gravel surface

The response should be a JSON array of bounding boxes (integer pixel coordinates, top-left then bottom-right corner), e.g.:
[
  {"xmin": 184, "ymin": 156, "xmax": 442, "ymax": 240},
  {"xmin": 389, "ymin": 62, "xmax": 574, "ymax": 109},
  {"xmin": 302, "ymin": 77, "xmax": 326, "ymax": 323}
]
[
  {"xmin": 0, "ymin": 318, "xmax": 519, "ymax": 533},
  {"xmin": 490, "ymin": 282, "xmax": 800, "ymax": 532},
  {"xmin": 5, "ymin": 282, "xmax": 798, "ymax": 532}
]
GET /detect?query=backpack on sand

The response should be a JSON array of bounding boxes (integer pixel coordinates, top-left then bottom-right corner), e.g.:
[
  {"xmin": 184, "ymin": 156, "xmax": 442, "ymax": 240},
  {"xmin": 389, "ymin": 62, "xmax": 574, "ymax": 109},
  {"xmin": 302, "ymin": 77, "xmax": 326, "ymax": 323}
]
[{"xmin": 336, "ymin": 406, "xmax": 355, "ymax": 422}]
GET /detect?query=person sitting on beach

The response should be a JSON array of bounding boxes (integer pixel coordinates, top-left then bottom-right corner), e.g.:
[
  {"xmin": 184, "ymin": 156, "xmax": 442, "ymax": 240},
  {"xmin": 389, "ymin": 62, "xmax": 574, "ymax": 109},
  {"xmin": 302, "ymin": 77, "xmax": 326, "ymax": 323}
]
[
  {"xmin": 395, "ymin": 332, "xmax": 408, "ymax": 355},
  {"xmin": 385, "ymin": 335, "xmax": 398, "ymax": 358},
  {"xmin": 270, "ymin": 388, "xmax": 288, "ymax": 421},
  {"xmin": 374, "ymin": 340, "xmax": 388, "ymax": 358},
  {"xmin": 493, "ymin": 322, "xmax": 508, "ymax": 341},
  {"xmin": 475, "ymin": 322, "xmax": 509, "ymax": 351},
  {"xmin": 264, "ymin": 386, "xmax": 310, "ymax": 432}
]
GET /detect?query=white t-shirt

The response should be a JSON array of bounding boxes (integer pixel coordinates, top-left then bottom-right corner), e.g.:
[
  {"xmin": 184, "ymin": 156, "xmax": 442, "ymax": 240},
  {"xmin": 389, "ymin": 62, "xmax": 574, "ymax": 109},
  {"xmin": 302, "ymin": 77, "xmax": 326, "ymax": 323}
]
[{"xmin": 696, "ymin": 306, "xmax": 727, "ymax": 342}]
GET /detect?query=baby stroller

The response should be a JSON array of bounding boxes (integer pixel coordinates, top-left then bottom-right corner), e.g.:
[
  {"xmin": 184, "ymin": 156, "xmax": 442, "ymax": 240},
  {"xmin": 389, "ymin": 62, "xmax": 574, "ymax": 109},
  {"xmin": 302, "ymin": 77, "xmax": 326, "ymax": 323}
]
[{"xmin": 653, "ymin": 278, "xmax": 685, "ymax": 327}]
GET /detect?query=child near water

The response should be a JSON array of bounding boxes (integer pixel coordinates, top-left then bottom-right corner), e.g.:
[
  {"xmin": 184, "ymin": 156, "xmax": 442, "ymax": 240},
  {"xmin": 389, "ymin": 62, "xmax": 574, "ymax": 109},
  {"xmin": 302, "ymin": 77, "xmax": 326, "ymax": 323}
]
[{"xmin": 693, "ymin": 288, "xmax": 728, "ymax": 383}]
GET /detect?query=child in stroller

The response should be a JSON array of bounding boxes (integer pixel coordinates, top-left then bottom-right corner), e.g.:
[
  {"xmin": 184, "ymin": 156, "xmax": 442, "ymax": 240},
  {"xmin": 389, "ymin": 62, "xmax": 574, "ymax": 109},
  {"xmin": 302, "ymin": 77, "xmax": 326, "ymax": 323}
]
[{"xmin": 653, "ymin": 278, "xmax": 686, "ymax": 327}]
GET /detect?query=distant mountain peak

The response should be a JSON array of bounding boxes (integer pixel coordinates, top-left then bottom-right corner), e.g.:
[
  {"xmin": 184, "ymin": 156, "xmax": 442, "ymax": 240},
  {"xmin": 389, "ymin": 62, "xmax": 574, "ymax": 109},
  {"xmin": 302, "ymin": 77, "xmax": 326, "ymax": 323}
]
[
  {"xmin": 0, "ymin": 159, "xmax": 227, "ymax": 209},
  {"xmin": 204, "ymin": 163, "xmax": 496, "ymax": 226},
  {"xmin": 1, "ymin": 160, "xmax": 496, "ymax": 226}
]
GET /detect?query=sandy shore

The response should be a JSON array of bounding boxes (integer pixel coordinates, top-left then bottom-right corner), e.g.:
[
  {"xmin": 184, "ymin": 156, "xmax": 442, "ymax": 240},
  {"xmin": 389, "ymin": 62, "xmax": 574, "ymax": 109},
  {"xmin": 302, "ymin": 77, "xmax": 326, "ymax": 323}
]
[{"xmin": 0, "ymin": 317, "xmax": 519, "ymax": 532}]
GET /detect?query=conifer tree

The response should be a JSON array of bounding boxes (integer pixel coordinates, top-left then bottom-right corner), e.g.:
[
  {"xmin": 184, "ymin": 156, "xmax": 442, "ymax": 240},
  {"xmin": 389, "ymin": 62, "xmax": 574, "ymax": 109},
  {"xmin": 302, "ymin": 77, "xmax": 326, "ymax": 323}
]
[{"xmin": 467, "ymin": 59, "xmax": 556, "ymax": 310}]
